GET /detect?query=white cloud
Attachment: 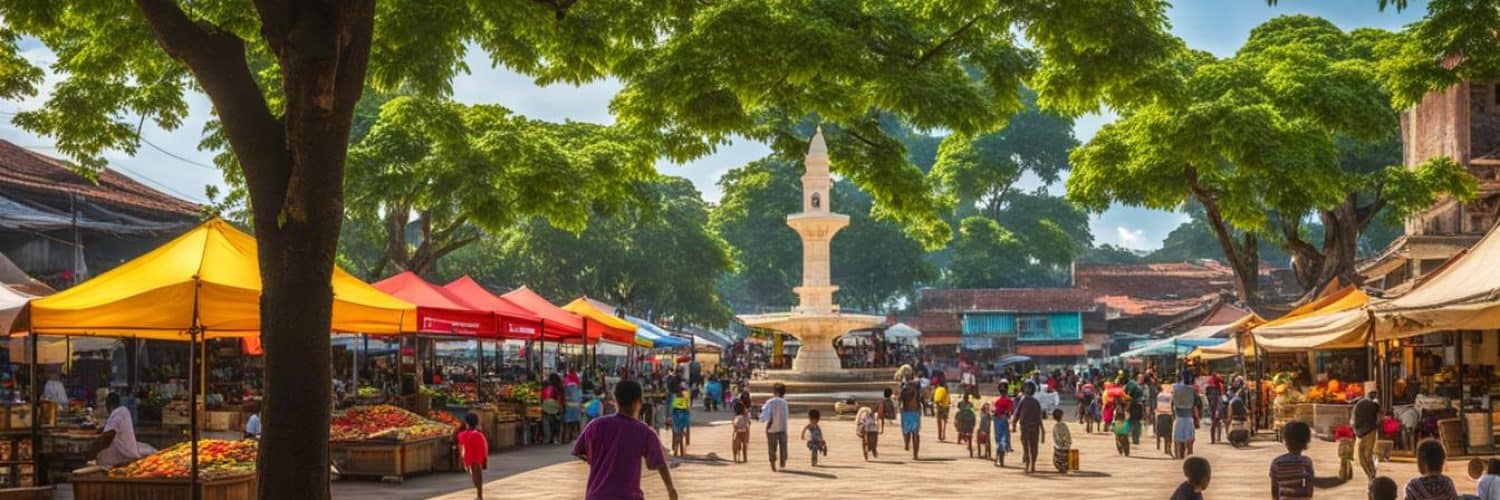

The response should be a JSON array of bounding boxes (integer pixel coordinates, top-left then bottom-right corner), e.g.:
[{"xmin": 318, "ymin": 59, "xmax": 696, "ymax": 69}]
[{"xmin": 1115, "ymin": 226, "xmax": 1147, "ymax": 249}]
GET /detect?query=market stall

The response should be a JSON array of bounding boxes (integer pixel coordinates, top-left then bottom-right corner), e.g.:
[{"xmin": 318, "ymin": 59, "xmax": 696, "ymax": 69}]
[
  {"xmin": 1249, "ymin": 287, "xmax": 1373, "ymax": 438},
  {"xmin": 1369, "ymin": 226, "xmax": 1500, "ymax": 454},
  {"xmin": 8, "ymin": 218, "xmax": 416, "ymax": 497}
]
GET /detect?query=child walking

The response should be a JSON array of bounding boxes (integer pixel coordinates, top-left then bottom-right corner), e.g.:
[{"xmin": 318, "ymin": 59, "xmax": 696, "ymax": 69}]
[
  {"xmin": 671, "ymin": 384, "xmax": 691, "ymax": 456},
  {"xmin": 976, "ymin": 403, "xmax": 993, "ymax": 460},
  {"xmin": 993, "ymin": 386, "xmax": 1014, "ymax": 467},
  {"xmin": 1052, "ymin": 409, "xmax": 1072, "ymax": 473},
  {"xmin": 856, "ymin": 406, "xmax": 879, "ymax": 460},
  {"xmin": 457, "ymin": 413, "xmax": 488, "ymax": 500},
  {"xmin": 732, "ymin": 401, "xmax": 750, "ymax": 463},
  {"xmin": 1270, "ymin": 421, "xmax": 1316, "ymax": 500},
  {"xmin": 1113, "ymin": 399, "xmax": 1132, "ymax": 456},
  {"xmin": 955, "ymin": 394, "xmax": 977, "ymax": 456},
  {"xmin": 1172, "ymin": 456, "xmax": 1212, "ymax": 500},
  {"xmin": 802, "ymin": 409, "xmax": 828, "ymax": 466},
  {"xmin": 1334, "ymin": 424, "xmax": 1357, "ymax": 481},
  {"xmin": 1404, "ymin": 439, "xmax": 1459, "ymax": 499}
]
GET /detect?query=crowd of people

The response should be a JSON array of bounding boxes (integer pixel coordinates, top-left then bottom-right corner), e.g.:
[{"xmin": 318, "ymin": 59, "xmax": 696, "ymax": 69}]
[{"xmin": 549, "ymin": 354, "xmax": 1496, "ymax": 500}]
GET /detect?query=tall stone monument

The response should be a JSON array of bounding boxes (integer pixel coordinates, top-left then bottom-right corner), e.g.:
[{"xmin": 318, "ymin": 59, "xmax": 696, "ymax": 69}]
[{"xmin": 740, "ymin": 127, "xmax": 885, "ymax": 375}]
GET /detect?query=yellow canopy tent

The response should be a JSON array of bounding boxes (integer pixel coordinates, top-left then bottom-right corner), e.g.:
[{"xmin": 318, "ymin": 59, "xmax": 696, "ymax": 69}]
[
  {"xmin": 1373, "ymin": 223, "xmax": 1500, "ymax": 340},
  {"xmin": 10, "ymin": 218, "xmax": 416, "ymax": 339},
  {"xmin": 5, "ymin": 218, "xmax": 416, "ymax": 492},
  {"xmin": 561, "ymin": 297, "xmax": 644, "ymax": 347},
  {"xmin": 1252, "ymin": 287, "xmax": 1372, "ymax": 352},
  {"xmin": 1188, "ymin": 314, "xmax": 1267, "ymax": 360}
]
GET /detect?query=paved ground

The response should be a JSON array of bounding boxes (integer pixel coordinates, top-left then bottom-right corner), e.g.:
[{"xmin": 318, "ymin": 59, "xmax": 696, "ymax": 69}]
[
  {"xmin": 395, "ymin": 403, "xmax": 1477, "ymax": 500},
  {"xmin": 49, "ymin": 398, "xmax": 1482, "ymax": 499}
]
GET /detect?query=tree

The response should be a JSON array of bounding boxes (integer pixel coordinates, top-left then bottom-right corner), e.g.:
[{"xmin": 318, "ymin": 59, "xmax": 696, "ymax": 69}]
[
  {"xmin": 1370, "ymin": 0, "xmax": 1500, "ymax": 108},
  {"xmin": 1079, "ymin": 244, "xmax": 1148, "ymax": 265},
  {"xmin": 930, "ymin": 88, "xmax": 1078, "ymax": 221},
  {"xmin": 711, "ymin": 158, "xmax": 932, "ymax": 313},
  {"xmin": 447, "ymin": 177, "xmax": 733, "ymax": 326},
  {"xmin": 1068, "ymin": 16, "xmax": 1475, "ymax": 305},
  {"xmin": 342, "ymin": 95, "xmax": 654, "ymax": 277},
  {"xmin": 0, "ymin": 2, "xmax": 1179, "ymax": 495}
]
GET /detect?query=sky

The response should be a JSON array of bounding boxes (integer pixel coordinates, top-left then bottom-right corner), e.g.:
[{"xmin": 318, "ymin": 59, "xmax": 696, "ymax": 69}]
[{"xmin": 0, "ymin": 0, "xmax": 1427, "ymax": 250}]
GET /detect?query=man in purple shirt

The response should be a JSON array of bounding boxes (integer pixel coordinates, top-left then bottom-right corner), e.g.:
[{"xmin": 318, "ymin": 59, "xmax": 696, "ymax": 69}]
[{"xmin": 573, "ymin": 379, "xmax": 678, "ymax": 500}]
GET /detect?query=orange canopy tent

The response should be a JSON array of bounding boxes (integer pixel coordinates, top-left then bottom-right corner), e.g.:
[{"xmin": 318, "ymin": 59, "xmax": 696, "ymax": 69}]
[
  {"xmin": 374, "ymin": 272, "xmax": 497, "ymax": 337},
  {"xmin": 501, "ymin": 286, "xmax": 586, "ymax": 342},
  {"xmin": 562, "ymin": 297, "xmax": 641, "ymax": 346},
  {"xmin": 442, "ymin": 276, "xmax": 544, "ymax": 339}
]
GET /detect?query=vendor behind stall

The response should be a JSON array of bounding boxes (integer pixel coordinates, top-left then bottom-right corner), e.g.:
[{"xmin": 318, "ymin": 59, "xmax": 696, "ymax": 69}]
[
  {"xmin": 88, "ymin": 393, "xmax": 156, "ymax": 467},
  {"xmin": 42, "ymin": 371, "xmax": 67, "ymax": 407}
]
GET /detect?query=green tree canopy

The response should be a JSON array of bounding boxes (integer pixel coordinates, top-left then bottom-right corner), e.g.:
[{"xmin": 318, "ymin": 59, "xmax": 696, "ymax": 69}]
[
  {"xmin": 446, "ymin": 177, "xmax": 733, "ymax": 326},
  {"xmin": 0, "ymin": 1, "xmax": 1181, "ymax": 494},
  {"xmin": 342, "ymin": 95, "xmax": 655, "ymax": 277},
  {"xmin": 1068, "ymin": 15, "xmax": 1475, "ymax": 304}
]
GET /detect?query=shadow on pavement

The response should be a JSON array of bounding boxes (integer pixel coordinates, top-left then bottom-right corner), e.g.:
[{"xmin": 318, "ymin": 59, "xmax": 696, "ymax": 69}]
[{"xmin": 778, "ymin": 469, "xmax": 838, "ymax": 479}]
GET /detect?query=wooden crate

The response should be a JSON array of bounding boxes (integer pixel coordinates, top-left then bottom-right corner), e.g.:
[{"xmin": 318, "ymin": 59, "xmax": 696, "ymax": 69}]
[
  {"xmin": 71, "ymin": 472, "xmax": 255, "ymax": 500},
  {"xmin": 329, "ymin": 437, "xmax": 442, "ymax": 481},
  {"xmin": 431, "ymin": 436, "xmax": 460, "ymax": 473},
  {"xmin": 491, "ymin": 422, "xmax": 519, "ymax": 450},
  {"xmin": 205, "ymin": 411, "xmax": 242, "ymax": 432},
  {"xmin": 0, "ymin": 486, "xmax": 51, "ymax": 500}
]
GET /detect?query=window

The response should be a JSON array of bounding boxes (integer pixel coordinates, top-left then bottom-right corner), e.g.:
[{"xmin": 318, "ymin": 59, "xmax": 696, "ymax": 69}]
[{"xmin": 1017, "ymin": 316, "xmax": 1050, "ymax": 337}]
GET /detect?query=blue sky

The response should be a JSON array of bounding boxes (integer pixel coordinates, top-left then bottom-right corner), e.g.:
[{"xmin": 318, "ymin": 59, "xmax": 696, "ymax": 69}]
[{"xmin": 0, "ymin": 0, "xmax": 1425, "ymax": 250}]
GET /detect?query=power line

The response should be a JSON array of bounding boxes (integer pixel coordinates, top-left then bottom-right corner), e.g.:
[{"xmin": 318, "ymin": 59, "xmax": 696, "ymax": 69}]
[
  {"xmin": 137, "ymin": 136, "xmax": 217, "ymax": 170},
  {"xmin": 110, "ymin": 164, "xmax": 206, "ymax": 203}
]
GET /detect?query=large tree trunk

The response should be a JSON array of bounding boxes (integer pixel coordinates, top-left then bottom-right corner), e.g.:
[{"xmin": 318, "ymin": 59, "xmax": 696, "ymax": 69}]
[
  {"xmin": 133, "ymin": 2, "xmax": 374, "ymax": 499},
  {"xmin": 1189, "ymin": 174, "xmax": 1260, "ymax": 306},
  {"xmin": 1284, "ymin": 194, "xmax": 1384, "ymax": 302}
]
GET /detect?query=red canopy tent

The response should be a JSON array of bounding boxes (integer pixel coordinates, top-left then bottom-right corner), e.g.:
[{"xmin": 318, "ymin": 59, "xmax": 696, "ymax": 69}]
[
  {"xmin": 373, "ymin": 272, "xmax": 497, "ymax": 337},
  {"xmin": 442, "ymin": 276, "xmax": 545, "ymax": 339},
  {"xmin": 501, "ymin": 286, "xmax": 586, "ymax": 342}
]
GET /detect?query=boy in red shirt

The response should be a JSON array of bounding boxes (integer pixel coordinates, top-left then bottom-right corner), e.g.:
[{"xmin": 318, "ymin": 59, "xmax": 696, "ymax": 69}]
[{"xmin": 458, "ymin": 413, "xmax": 488, "ymax": 499}]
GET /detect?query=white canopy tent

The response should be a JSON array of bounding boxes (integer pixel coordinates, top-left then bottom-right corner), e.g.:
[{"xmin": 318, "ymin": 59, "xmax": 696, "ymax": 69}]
[{"xmin": 1373, "ymin": 225, "xmax": 1500, "ymax": 340}]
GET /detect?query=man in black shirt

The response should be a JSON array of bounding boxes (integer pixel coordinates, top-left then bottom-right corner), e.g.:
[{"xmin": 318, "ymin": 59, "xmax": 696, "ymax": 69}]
[
  {"xmin": 1013, "ymin": 381, "xmax": 1045, "ymax": 473},
  {"xmin": 1352, "ymin": 390, "xmax": 1381, "ymax": 479}
]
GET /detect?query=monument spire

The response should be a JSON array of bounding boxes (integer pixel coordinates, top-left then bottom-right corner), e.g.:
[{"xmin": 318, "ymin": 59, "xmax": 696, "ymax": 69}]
[{"xmin": 788, "ymin": 126, "xmax": 848, "ymax": 315}]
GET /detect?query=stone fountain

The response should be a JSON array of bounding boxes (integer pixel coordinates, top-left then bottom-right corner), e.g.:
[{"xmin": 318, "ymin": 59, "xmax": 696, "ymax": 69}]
[{"xmin": 740, "ymin": 128, "xmax": 890, "ymax": 410}]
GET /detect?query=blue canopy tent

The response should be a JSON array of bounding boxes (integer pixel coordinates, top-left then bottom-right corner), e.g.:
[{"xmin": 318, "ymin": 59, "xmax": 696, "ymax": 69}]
[{"xmin": 627, "ymin": 316, "xmax": 690, "ymax": 348}]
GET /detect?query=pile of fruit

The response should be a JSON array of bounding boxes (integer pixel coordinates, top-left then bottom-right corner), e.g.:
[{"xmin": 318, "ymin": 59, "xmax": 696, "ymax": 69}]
[
  {"xmin": 495, "ymin": 383, "xmax": 539, "ymax": 404},
  {"xmin": 108, "ymin": 439, "xmax": 256, "ymax": 480},
  {"xmin": 330, "ymin": 405, "xmax": 454, "ymax": 442},
  {"xmin": 428, "ymin": 410, "xmax": 463, "ymax": 428},
  {"xmin": 356, "ymin": 386, "xmax": 381, "ymax": 398}
]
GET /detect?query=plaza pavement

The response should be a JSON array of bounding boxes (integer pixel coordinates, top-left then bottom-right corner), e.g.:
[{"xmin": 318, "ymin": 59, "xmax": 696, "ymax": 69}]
[
  {"xmin": 405, "ymin": 400, "xmax": 1469, "ymax": 500},
  {"xmin": 47, "ymin": 398, "xmax": 1474, "ymax": 499}
]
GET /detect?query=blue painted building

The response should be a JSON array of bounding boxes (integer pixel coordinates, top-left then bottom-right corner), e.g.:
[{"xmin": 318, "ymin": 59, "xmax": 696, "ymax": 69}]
[{"xmin": 917, "ymin": 288, "xmax": 1106, "ymax": 365}]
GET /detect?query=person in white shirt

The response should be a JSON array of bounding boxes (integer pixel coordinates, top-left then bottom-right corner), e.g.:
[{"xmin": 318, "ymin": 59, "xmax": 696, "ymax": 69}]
[
  {"xmin": 759, "ymin": 383, "xmax": 790, "ymax": 471},
  {"xmin": 42, "ymin": 372, "xmax": 68, "ymax": 407},
  {"xmin": 88, "ymin": 393, "xmax": 155, "ymax": 467},
  {"xmin": 243, "ymin": 401, "xmax": 262, "ymax": 439},
  {"xmin": 961, "ymin": 369, "xmax": 978, "ymax": 400}
]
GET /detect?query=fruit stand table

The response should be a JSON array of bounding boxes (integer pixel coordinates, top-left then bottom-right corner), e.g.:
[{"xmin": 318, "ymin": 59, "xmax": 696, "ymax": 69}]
[
  {"xmin": 71, "ymin": 471, "xmax": 255, "ymax": 500},
  {"xmin": 329, "ymin": 436, "xmax": 445, "ymax": 482}
]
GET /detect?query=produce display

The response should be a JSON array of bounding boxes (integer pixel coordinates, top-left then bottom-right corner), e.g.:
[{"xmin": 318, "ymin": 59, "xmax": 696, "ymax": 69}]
[
  {"xmin": 428, "ymin": 410, "xmax": 462, "ymax": 429},
  {"xmin": 424, "ymin": 383, "xmax": 477, "ymax": 406},
  {"xmin": 356, "ymin": 386, "xmax": 381, "ymax": 398},
  {"xmin": 330, "ymin": 405, "xmax": 454, "ymax": 442},
  {"xmin": 495, "ymin": 383, "xmax": 538, "ymax": 405},
  {"xmin": 108, "ymin": 439, "xmax": 256, "ymax": 480},
  {"xmin": 1272, "ymin": 372, "xmax": 1366, "ymax": 405}
]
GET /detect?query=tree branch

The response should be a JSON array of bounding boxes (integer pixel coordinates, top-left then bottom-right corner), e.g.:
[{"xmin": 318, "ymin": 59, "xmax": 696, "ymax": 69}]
[
  {"xmin": 134, "ymin": 0, "xmax": 287, "ymax": 214},
  {"xmin": 912, "ymin": 15, "xmax": 983, "ymax": 69}
]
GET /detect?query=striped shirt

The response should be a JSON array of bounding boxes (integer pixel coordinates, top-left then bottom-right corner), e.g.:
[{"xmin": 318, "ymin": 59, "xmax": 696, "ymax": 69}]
[{"xmin": 1269, "ymin": 453, "xmax": 1314, "ymax": 500}]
